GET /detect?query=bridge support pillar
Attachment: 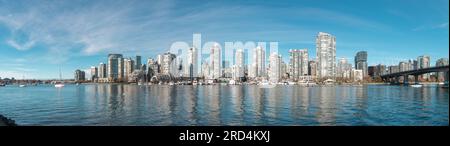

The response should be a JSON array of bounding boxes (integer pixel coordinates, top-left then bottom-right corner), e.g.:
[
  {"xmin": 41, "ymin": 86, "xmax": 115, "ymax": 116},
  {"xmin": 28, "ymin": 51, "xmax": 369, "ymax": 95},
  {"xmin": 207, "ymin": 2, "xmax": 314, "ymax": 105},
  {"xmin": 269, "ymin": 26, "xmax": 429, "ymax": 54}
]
[
  {"xmin": 403, "ymin": 75, "xmax": 409, "ymax": 85},
  {"xmin": 395, "ymin": 76, "xmax": 400, "ymax": 85},
  {"xmin": 414, "ymin": 75, "xmax": 419, "ymax": 85},
  {"xmin": 445, "ymin": 71, "xmax": 449, "ymax": 86}
]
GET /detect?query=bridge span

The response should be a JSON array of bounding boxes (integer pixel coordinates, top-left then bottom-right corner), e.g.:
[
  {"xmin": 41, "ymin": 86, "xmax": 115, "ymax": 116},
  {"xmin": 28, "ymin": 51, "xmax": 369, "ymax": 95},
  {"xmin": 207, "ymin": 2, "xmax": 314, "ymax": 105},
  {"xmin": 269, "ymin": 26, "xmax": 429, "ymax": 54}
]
[{"xmin": 380, "ymin": 65, "xmax": 449, "ymax": 85}]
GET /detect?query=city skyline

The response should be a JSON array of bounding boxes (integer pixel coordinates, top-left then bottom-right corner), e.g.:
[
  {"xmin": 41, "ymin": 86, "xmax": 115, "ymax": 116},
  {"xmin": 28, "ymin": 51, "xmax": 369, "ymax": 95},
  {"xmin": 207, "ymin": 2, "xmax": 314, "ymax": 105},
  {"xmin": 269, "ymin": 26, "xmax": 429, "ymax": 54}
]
[
  {"xmin": 0, "ymin": 0, "xmax": 448, "ymax": 79},
  {"xmin": 73, "ymin": 31, "xmax": 448, "ymax": 84}
]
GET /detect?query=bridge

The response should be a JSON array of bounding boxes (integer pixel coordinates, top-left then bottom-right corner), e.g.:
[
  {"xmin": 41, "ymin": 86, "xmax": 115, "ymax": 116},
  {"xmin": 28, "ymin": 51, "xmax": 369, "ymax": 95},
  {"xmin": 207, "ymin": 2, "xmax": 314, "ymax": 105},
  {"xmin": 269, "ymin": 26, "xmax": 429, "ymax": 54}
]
[{"xmin": 380, "ymin": 65, "xmax": 449, "ymax": 85}]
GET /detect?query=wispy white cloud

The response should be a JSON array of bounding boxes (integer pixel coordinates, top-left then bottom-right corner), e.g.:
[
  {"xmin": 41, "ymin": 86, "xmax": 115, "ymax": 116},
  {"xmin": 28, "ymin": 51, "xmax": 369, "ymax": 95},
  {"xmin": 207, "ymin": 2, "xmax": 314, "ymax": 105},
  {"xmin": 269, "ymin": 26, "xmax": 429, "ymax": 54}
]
[
  {"xmin": 413, "ymin": 22, "xmax": 449, "ymax": 31},
  {"xmin": 6, "ymin": 39, "xmax": 35, "ymax": 51},
  {"xmin": 433, "ymin": 22, "xmax": 449, "ymax": 29}
]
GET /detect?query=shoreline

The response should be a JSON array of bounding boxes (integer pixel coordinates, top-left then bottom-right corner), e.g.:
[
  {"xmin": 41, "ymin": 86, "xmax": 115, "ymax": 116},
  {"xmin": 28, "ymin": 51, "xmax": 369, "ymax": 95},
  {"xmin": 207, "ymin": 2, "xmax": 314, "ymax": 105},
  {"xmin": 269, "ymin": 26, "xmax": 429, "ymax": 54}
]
[{"xmin": 0, "ymin": 114, "xmax": 17, "ymax": 126}]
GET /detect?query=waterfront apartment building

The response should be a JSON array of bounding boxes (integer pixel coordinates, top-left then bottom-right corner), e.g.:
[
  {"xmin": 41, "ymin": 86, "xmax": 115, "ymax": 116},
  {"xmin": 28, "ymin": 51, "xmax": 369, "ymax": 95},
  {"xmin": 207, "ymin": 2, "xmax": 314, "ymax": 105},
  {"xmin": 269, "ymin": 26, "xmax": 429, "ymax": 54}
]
[
  {"xmin": 316, "ymin": 32, "xmax": 336, "ymax": 79},
  {"xmin": 269, "ymin": 52, "xmax": 281, "ymax": 83},
  {"xmin": 417, "ymin": 55, "xmax": 431, "ymax": 80},
  {"xmin": 355, "ymin": 51, "xmax": 368, "ymax": 77},
  {"xmin": 118, "ymin": 57, "xmax": 125, "ymax": 82},
  {"xmin": 289, "ymin": 49, "xmax": 308, "ymax": 81},
  {"xmin": 250, "ymin": 46, "xmax": 266, "ymax": 78},
  {"xmin": 74, "ymin": 69, "xmax": 86, "ymax": 82},
  {"xmin": 374, "ymin": 64, "xmax": 386, "ymax": 77},
  {"xmin": 124, "ymin": 58, "xmax": 135, "ymax": 82},
  {"xmin": 368, "ymin": 66, "xmax": 375, "ymax": 77},
  {"xmin": 233, "ymin": 48, "xmax": 245, "ymax": 80},
  {"xmin": 135, "ymin": 55, "xmax": 142, "ymax": 70},
  {"xmin": 308, "ymin": 60, "xmax": 317, "ymax": 78},
  {"xmin": 185, "ymin": 47, "xmax": 198, "ymax": 79},
  {"xmin": 280, "ymin": 61, "xmax": 287, "ymax": 79},
  {"xmin": 388, "ymin": 65, "xmax": 399, "ymax": 74},
  {"xmin": 161, "ymin": 52, "xmax": 176, "ymax": 75},
  {"xmin": 201, "ymin": 61, "xmax": 210, "ymax": 79},
  {"xmin": 90, "ymin": 66, "xmax": 98, "ymax": 81},
  {"xmin": 399, "ymin": 61, "xmax": 409, "ymax": 72},
  {"xmin": 436, "ymin": 58, "xmax": 449, "ymax": 82},
  {"xmin": 99, "ymin": 62, "xmax": 107, "ymax": 78},
  {"xmin": 337, "ymin": 57, "xmax": 352, "ymax": 79},
  {"xmin": 107, "ymin": 54, "xmax": 123, "ymax": 82},
  {"xmin": 209, "ymin": 43, "xmax": 222, "ymax": 79},
  {"xmin": 147, "ymin": 58, "xmax": 159, "ymax": 78}
]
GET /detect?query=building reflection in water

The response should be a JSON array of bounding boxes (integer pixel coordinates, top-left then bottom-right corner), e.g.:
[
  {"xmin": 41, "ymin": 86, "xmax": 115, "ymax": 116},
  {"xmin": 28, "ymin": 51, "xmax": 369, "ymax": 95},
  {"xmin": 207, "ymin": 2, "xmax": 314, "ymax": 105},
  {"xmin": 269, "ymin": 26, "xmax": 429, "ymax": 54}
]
[
  {"xmin": 290, "ymin": 86, "xmax": 312, "ymax": 125},
  {"xmin": 245, "ymin": 86, "xmax": 264, "ymax": 124},
  {"xmin": 203, "ymin": 85, "xmax": 221, "ymax": 125},
  {"xmin": 57, "ymin": 84, "xmax": 447, "ymax": 126},
  {"xmin": 229, "ymin": 85, "xmax": 244, "ymax": 125},
  {"xmin": 168, "ymin": 85, "xmax": 197, "ymax": 125},
  {"xmin": 315, "ymin": 87, "xmax": 337, "ymax": 125}
]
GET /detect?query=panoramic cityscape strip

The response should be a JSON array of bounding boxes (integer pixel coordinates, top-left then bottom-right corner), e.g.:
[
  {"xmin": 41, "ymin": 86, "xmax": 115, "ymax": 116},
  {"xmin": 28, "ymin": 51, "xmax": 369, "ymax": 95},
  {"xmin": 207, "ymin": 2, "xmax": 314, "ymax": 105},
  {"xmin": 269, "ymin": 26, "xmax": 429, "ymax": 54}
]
[{"xmin": 77, "ymin": 32, "xmax": 449, "ymax": 86}]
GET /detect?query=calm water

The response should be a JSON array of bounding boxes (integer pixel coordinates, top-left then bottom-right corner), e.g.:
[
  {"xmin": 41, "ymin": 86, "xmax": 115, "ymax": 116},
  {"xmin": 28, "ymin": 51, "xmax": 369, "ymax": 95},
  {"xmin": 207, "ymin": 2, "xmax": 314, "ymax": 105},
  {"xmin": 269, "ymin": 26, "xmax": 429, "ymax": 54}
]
[{"xmin": 0, "ymin": 84, "xmax": 448, "ymax": 126}]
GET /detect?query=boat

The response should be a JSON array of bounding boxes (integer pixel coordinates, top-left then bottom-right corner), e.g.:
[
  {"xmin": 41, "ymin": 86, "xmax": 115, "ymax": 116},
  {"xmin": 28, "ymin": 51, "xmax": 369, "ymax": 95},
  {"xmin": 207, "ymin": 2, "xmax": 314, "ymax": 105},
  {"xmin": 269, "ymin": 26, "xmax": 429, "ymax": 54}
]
[
  {"xmin": 410, "ymin": 84, "xmax": 423, "ymax": 88},
  {"xmin": 54, "ymin": 66, "xmax": 65, "ymax": 88},
  {"xmin": 258, "ymin": 80, "xmax": 276, "ymax": 88},
  {"xmin": 0, "ymin": 83, "xmax": 5, "ymax": 87},
  {"xmin": 55, "ymin": 84, "xmax": 65, "ymax": 88},
  {"xmin": 287, "ymin": 81, "xmax": 296, "ymax": 85},
  {"xmin": 192, "ymin": 80, "xmax": 198, "ymax": 85},
  {"xmin": 228, "ymin": 79, "xmax": 236, "ymax": 85}
]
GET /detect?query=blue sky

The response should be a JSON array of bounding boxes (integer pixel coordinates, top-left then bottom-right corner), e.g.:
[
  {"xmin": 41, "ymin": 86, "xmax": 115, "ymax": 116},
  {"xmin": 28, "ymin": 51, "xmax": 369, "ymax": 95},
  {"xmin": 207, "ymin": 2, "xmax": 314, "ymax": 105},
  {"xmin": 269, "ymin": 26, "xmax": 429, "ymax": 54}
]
[{"xmin": 0, "ymin": 0, "xmax": 448, "ymax": 79}]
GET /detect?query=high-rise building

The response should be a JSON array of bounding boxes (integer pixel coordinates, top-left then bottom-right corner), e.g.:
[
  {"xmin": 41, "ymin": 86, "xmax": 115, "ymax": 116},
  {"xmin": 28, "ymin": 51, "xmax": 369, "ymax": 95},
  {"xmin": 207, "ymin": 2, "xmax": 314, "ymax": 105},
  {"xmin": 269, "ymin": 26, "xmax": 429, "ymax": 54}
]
[
  {"xmin": 436, "ymin": 58, "xmax": 449, "ymax": 82},
  {"xmin": 417, "ymin": 55, "xmax": 430, "ymax": 79},
  {"xmin": 107, "ymin": 54, "xmax": 123, "ymax": 82},
  {"xmin": 374, "ymin": 64, "xmax": 386, "ymax": 77},
  {"xmin": 156, "ymin": 55, "xmax": 162, "ymax": 65},
  {"xmin": 147, "ymin": 58, "xmax": 158, "ymax": 78},
  {"xmin": 408, "ymin": 59, "xmax": 415, "ymax": 71},
  {"xmin": 233, "ymin": 49, "xmax": 244, "ymax": 80},
  {"xmin": 90, "ymin": 66, "xmax": 98, "ymax": 81},
  {"xmin": 316, "ymin": 32, "xmax": 336, "ymax": 79},
  {"xmin": 399, "ymin": 61, "xmax": 409, "ymax": 72},
  {"xmin": 135, "ymin": 55, "xmax": 142, "ymax": 70},
  {"xmin": 413, "ymin": 60, "xmax": 418, "ymax": 70},
  {"xmin": 124, "ymin": 58, "xmax": 134, "ymax": 82},
  {"xmin": 162, "ymin": 52, "xmax": 176, "ymax": 75},
  {"xmin": 210, "ymin": 43, "xmax": 221, "ymax": 79},
  {"xmin": 201, "ymin": 61, "xmax": 210, "ymax": 79},
  {"xmin": 185, "ymin": 47, "xmax": 198, "ymax": 79},
  {"xmin": 289, "ymin": 49, "xmax": 308, "ymax": 80},
  {"xmin": 388, "ymin": 65, "xmax": 399, "ymax": 74},
  {"xmin": 337, "ymin": 57, "xmax": 352, "ymax": 79},
  {"xmin": 118, "ymin": 57, "xmax": 124, "ymax": 82},
  {"xmin": 99, "ymin": 62, "xmax": 107, "ymax": 78},
  {"xmin": 74, "ymin": 69, "xmax": 85, "ymax": 82},
  {"xmin": 280, "ymin": 61, "xmax": 287, "ymax": 79},
  {"xmin": 368, "ymin": 66, "xmax": 375, "ymax": 77},
  {"xmin": 355, "ymin": 51, "xmax": 368, "ymax": 78},
  {"xmin": 250, "ymin": 46, "xmax": 265, "ymax": 78},
  {"xmin": 269, "ymin": 52, "xmax": 281, "ymax": 83},
  {"xmin": 308, "ymin": 60, "xmax": 317, "ymax": 78}
]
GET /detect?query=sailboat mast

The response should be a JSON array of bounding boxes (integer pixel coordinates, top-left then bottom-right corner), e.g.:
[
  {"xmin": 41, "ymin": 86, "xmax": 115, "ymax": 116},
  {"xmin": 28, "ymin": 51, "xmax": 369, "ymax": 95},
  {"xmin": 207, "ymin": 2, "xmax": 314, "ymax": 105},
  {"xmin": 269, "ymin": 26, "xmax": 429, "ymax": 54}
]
[{"xmin": 59, "ymin": 66, "xmax": 62, "ymax": 81}]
